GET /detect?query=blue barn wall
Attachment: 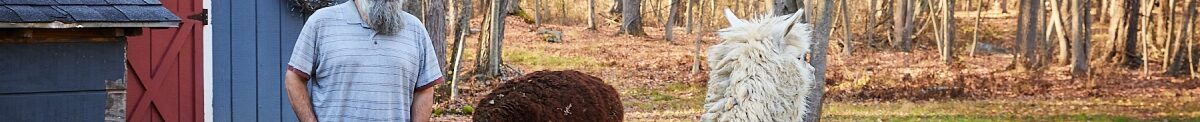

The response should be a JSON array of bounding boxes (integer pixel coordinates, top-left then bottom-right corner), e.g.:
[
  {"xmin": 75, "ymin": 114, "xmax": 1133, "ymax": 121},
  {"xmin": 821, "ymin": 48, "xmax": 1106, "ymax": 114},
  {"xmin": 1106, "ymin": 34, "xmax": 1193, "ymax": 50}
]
[
  {"xmin": 0, "ymin": 42, "xmax": 125, "ymax": 121},
  {"xmin": 212, "ymin": 0, "xmax": 322, "ymax": 121}
]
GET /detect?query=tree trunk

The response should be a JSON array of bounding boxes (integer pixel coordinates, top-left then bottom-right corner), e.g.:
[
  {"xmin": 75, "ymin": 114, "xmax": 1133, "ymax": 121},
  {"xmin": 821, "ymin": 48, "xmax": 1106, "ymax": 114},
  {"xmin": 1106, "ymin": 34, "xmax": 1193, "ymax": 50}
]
[
  {"xmin": 893, "ymin": 0, "xmax": 914, "ymax": 51},
  {"xmin": 1099, "ymin": 0, "xmax": 1122, "ymax": 65},
  {"xmin": 1016, "ymin": 0, "xmax": 1028, "ymax": 68},
  {"xmin": 1161, "ymin": 0, "xmax": 1171, "ymax": 69},
  {"xmin": 691, "ymin": 0, "xmax": 702, "ymax": 74},
  {"xmin": 448, "ymin": 0, "xmax": 473, "ymax": 100},
  {"xmin": 1015, "ymin": 0, "xmax": 1040, "ymax": 69},
  {"xmin": 473, "ymin": 0, "xmax": 492, "ymax": 78},
  {"xmin": 841, "ymin": 0, "xmax": 853, "ymax": 55},
  {"xmin": 867, "ymin": 0, "xmax": 877, "ymax": 47},
  {"xmin": 503, "ymin": 0, "xmax": 520, "ymax": 14},
  {"xmin": 609, "ymin": 0, "xmax": 622, "ymax": 14},
  {"xmin": 971, "ymin": 0, "xmax": 982, "ymax": 56},
  {"xmin": 654, "ymin": 0, "xmax": 663, "ymax": 23},
  {"xmin": 1072, "ymin": 0, "xmax": 1090, "ymax": 77},
  {"xmin": 1121, "ymin": 0, "xmax": 1143, "ymax": 68},
  {"xmin": 1137, "ymin": 0, "xmax": 1153, "ymax": 75},
  {"xmin": 618, "ymin": 0, "xmax": 646, "ymax": 36},
  {"xmin": 475, "ymin": 0, "xmax": 508, "ymax": 81},
  {"xmin": 666, "ymin": 0, "xmax": 680, "ymax": 41},
  {"xmin": 1000, "ymin": 0, "xmax": 1009, "ymax": 13},
  {"xmin": 489, "ymin": 0, "xmax": 507, "ymax": 77},
  {"xmin": 558, "ymin": 0, "xmax": 567, "ymax": 23},
  {"xmin": 534, "ymin": 0, "xmax": 542, "ymax": 28},
  {"xmin": 426, "ymin": 0, "xmax": 448, "ymax": 69},
  {"xmin": 804, "ymin": 0, "xmax": 834, "ymax": 121},
  {"xmin": 942, "ymin": 0, "xmax": 955, "ymax": 64},
  {"xmin": 405, "ymin": 0, "xmax": 425, "ymax": 22},
  {"xmin": 686, "ymin": 0, "xmax": 695, "ymax": 33},
  {"xmin": 588, "ymin": 0, "xmax": 597, "ymax": 30},
  {"xmin": 1036, "ymin": 0, "xmax": 1049, "ymax": 68},
  {"xmin": 1051, "ymin": 0, "xmax": 1071, "ymax": 64},
  {"xmin": 774, "ymin": 0, "xmax": 794, "ymax": 15},
  {"xmin": 893, "ymin": 0, "xmax": 904, "ymax": 50},
  {"xmin": 1101, "ymin": 0, "xmax": 1143, "ymax": 68},
  {"xmin": 1168, "ymin": 0, "xmax": 1197, "ymax": 75}
]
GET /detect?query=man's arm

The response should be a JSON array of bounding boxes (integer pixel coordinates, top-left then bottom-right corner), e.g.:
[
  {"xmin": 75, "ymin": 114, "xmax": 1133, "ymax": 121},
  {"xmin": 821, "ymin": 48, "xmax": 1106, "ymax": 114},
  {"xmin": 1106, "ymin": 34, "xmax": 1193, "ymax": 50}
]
[
  {"xmin": 411, "ymin": 83, "xmax": 437, "ymax": 122},
  {"xmin": 285, "ymin": 70, "xmax": 318, "ymax": 122}
]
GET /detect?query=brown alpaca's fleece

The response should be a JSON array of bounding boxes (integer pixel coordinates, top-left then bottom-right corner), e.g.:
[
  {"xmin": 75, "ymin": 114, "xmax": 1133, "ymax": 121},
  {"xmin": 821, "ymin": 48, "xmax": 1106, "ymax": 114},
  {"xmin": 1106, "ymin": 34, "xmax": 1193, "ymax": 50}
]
[{"xmin": 473, "ymin": 70, "xmax": 624, "ymax": 122}]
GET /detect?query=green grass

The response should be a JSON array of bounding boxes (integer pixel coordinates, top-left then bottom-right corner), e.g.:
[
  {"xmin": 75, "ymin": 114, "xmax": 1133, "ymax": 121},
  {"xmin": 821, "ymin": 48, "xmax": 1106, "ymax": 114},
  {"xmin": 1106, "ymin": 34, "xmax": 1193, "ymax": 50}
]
[
  {"xmin": 503, "ymin": 49, "xmax": 601, "ymax": 70},
  {"xmin": 624, "ymin": 82, "xmax": 706, "ymax": 111}
]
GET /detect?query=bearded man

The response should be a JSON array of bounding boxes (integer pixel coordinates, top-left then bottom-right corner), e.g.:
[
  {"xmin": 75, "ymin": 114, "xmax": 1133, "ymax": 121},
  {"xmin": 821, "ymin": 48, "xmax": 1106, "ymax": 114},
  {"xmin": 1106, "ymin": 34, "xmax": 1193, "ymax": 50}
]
[{"xmin": 284, "ymin": 0, "xmax": 442, "ymax": 121}]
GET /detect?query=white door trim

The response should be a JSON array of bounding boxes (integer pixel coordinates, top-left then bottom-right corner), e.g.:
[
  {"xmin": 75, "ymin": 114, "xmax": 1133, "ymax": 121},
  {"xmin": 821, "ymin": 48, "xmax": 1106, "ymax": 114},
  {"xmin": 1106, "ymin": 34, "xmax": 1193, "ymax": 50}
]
[{"xmin": 202, "ymin": 0, "xmax": 213, "ymax": 121}]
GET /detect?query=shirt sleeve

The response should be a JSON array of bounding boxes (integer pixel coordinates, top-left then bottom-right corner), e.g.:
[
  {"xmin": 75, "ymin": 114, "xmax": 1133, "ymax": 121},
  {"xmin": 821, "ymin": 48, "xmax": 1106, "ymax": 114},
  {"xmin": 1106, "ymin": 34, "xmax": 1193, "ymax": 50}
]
[
  {"xmin": 287, "ymin": 18, "xmax": 321, "ymax": 80},
  {"xmin": 414, "ymin": 23, "xmax": 444, "ymax": 91}
]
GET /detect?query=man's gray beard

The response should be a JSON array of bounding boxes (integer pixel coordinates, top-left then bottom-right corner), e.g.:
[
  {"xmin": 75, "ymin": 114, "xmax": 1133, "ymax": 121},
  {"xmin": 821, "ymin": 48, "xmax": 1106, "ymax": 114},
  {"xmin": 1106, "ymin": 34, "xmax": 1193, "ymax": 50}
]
[{"xmin": 365, "ymin": 0, "xmax": 406, "ymax": 35}]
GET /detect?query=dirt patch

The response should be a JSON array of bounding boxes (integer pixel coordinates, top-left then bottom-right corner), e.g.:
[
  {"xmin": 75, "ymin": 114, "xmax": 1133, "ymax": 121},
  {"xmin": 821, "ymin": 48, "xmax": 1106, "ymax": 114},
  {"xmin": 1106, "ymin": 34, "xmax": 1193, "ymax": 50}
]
[{"xmin": 472, "ymin": 70, "xmax": 624, "ymax": 122}]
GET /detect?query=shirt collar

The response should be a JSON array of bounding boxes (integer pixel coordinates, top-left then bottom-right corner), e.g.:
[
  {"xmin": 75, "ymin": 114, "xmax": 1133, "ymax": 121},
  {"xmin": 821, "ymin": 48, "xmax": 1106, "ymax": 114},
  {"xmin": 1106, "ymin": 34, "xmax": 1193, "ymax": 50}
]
[{"xmin": 337, "ymin": 0, "xmax": 370, "ymax": 28}]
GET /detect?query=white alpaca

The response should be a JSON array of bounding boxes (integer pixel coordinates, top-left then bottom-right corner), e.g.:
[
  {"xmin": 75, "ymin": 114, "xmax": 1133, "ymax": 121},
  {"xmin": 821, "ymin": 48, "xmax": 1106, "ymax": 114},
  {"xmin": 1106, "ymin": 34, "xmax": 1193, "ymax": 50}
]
[{"xmin": 701, "ymin": 9, "xmax": 816, "ymax": 122}]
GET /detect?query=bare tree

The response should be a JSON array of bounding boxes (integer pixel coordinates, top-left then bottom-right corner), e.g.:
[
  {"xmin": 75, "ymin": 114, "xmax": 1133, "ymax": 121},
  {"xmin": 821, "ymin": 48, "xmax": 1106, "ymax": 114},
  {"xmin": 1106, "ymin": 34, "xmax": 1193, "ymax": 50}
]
[
  {"xmin": 1049, "ymin": 0, "xmax": 1070, "ymax": 64},
  {"xmin": 588, "ymin": 0, "xmax": 597, "ymax": 30},
  {"xmin": 609, "ymin": 0, "xmax": 622, "ymax": 14},
  {"xmin": 474, "ymin": 0, "xmax": 509, "ymax": 81},
  {"xmin": 970, "ymin": 0, "xmax": 983, "ymax": 56},
  {"xmin": 534, "ymin": 0, "xmax": 543, "ymax": 29},
  {"xmin": 1120, "ymin": 0, "xmax": 1143, "ymax": 69},
  {"xmin": 840, "ymin": 0, "xmax": 853, "ymax": 55},
  {"xmin": 867, "ymin": 0, "xmax": 877, "ymax": 47},
  {"xmin": 1014, "ymin": 0, "xmax": 1042, "ymax": 69},
  {"xmin": 1167, "ymin": 0, "xmax": 1197, "ymax": 76},
  {"xmin": 1072, "ymin": 0, "xmax": 1090, "ymax": 77},
  {"xmin": 803, "ymin": 0, "xmax": 835, "ymax": 121},
  {"xmin": 666, "ymin": 0, "xmax": 681, "ymax": 41},
  {"xmin": 775, "ymin": 0, "xmax": 801, "ymax": 15},
  {"xmin": 1000, "ymin": 0, "xmax": 1009, "ymax": 13},
  {"xmin": 426, "ymin": 0, "xmax": 448, "ymax": 69},
  {"xmin": 893, "ymin": 0, "xmax": 914, "ymax": 51},
  {"xmin": 618, "ymin": 0, "xmax": 646, "ymax": 36},
  {"xmin": 686, "ymin": 0, "xmax": 695, "ymax": 33},
  {"xmin": 1099, "ymin": 0, "xmax": 1143, "ymax": 69},
  {"xmin": 404, "ymin": 0, "xmax": 425, "ymax": 21},
  {"xmin": 942, "ymin": 0, "xmax": 955, "ymax": 65},
  {"xmin": 447, "ymin": 0, "xmax": 474, "ymax": 100}
]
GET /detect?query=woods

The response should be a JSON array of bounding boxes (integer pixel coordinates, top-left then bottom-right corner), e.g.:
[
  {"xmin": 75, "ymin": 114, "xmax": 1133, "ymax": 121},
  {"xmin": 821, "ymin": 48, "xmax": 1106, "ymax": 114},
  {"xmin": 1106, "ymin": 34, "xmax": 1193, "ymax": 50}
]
[{"xmin": 418, "ymin": 0, "xmax": 1198, "ymax": 121}]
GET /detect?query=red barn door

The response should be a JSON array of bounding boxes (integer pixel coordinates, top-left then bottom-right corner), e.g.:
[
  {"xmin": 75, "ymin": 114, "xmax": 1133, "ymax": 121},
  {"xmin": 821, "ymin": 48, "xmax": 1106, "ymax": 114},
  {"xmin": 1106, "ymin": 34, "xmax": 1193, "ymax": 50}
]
[{"xmin": 125, "ymin": 0, "xmax": 205, "ymax": 121}]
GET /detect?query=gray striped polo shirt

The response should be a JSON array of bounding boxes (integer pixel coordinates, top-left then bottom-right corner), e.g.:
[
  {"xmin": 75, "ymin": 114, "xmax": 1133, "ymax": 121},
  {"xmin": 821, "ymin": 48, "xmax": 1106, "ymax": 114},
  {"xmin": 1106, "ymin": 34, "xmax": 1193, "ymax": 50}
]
[{"xmin": 287, "ymin": 1, "xmax": 442, "ymax": 121}]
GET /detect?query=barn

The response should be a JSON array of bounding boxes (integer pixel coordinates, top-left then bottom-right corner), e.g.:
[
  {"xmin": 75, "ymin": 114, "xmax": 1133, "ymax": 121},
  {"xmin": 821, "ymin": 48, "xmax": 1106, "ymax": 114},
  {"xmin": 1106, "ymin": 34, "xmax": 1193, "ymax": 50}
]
[
  {"xmin": 0, "ymin": 0, "xmax": 182, "ymax": 121},
  {"xmin": 208, "ymin": 0, "xmax": 326, "ymax": 121},
  {"xmin": 2, "ymin": 0, "xmax": 398, "ymax": 121}
]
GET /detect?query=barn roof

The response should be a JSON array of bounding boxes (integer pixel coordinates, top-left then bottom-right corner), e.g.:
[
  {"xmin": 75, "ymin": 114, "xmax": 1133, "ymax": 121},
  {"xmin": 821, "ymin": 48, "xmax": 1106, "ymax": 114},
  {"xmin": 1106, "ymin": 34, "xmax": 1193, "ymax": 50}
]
[{"xmin": 0, "ymin": 0, "xmax": 180, "ymax": 28}]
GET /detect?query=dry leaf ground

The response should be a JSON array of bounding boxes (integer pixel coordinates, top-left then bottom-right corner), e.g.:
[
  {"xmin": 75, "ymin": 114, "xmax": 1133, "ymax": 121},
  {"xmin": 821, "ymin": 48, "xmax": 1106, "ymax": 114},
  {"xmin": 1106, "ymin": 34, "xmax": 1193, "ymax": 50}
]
[{"xmin": 431, "ymin": 14, "xmax": 1199, "ymax": 121}]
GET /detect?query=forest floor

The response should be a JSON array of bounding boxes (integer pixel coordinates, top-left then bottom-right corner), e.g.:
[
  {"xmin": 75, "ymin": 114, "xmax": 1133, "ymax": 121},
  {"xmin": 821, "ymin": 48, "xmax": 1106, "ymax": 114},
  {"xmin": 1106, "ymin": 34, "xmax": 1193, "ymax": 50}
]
[{"xmin": 430, "ymin": 14, "xmax": 1200, "ymax": 121}]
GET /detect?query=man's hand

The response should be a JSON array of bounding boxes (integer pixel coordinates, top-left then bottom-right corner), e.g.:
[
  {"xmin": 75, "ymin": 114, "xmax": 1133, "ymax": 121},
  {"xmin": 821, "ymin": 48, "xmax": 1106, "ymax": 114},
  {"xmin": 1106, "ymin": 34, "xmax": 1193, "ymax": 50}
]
[
  {"xmin": 411, "ymin": 83, "xmax": 437, "ymax": 122},
  {"xmin": 285, "ymin": 70, "xmax": 318, "ymax": 122}
]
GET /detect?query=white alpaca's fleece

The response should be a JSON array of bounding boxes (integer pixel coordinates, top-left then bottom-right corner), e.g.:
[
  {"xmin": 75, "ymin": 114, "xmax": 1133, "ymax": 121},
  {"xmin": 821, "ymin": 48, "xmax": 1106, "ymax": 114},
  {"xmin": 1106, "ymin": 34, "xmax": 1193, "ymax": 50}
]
[{"xmin": 701, "ymin": 9, "xmax": 816, "ymax": 122}]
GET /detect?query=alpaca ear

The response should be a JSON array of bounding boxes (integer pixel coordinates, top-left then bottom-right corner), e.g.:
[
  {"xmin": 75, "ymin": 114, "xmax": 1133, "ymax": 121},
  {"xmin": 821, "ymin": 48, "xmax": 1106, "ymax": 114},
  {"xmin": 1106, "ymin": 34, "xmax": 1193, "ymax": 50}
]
[
  {"xmin": 723, "ymin": 9, "xmax": 744, "ymax": 27},
  {"xmin": 784, "ymin": 11, "xmax": 802, "ymax": 24},
  {"xmin": 794, "ymin": 8, "xmax": 805, "ymax": 17},
  {"xmin": 778, "ymin": 9, "xmax": 805, "ymax": 39}
]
